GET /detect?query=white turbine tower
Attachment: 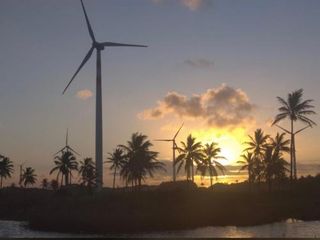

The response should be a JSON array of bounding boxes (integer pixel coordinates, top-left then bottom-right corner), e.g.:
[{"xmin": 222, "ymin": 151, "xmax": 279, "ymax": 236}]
[
  {"xmin": 155, "ymin": 123, "xmax": 184, "ymax": 182},
  {"xmin": 62, "ymin": 0, "xmax": 147, "ymax": 190}
]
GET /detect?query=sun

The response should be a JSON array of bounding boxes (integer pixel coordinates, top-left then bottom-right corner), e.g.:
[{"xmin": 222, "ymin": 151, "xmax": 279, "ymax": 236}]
[{"xmin": 192, "ymin": 127, "xmax": 246, "ymax": 165}]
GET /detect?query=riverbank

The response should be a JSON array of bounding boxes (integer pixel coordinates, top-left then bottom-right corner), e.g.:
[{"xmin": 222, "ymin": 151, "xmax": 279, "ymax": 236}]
[{"xmin": 1, "ymin": 176, "xmax": 320, "ymax": 234}]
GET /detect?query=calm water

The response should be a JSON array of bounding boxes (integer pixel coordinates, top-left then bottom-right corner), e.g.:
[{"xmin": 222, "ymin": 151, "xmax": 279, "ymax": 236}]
[{"xmin": 1, "ymin": 219, "xmax": 320, "ymax": 238}]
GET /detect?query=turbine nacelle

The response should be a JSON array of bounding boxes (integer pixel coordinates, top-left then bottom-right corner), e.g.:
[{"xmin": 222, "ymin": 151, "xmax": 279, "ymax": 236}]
[{"xmin": 93, "ymin": 42, "xmax": 105, "ymax": 51}]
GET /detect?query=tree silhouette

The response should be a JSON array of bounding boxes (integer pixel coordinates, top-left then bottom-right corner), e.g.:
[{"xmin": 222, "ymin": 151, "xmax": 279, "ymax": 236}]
[
  {"xmin": 21, "ymin": 167, "xmax": 37, "ymax": 188},
  {"xmin": 79, "ymin": 158, "xmax": 96, "ymax": 188},
  {"xmin": 41, "ymin": 178, "xmax": 49, "ymax": 189},
  {"xmin": 50, "ymin": 179, "xmax": 59, "ymax": 191},
  {"xmin": 175, "ymin": 135, "xmax": 204, "ymax": 182},
  {"xmin": 197, "ymin": 142, "xmax": 226, "ymax": 187},
  {"xmin": 106, "ymin": 148, "xmax": 125, "ymax": 189},
  {"xmin": 50, "ymin": 151, "xmax": 78, "ymax": 186},
  {"xmin": 273, "ymin": 89, "xmax": 316, "ymax": 180},
  {"xmin": 0, "ymin": 156, "xmax": 14, "ymax": 188},
  {"xmin": 119, "ymin": 133, "xmax": 165, "ymax": 188},
  {"xmin": 237, "ymin": 152, "xmax": 255, "ymax": 184}
]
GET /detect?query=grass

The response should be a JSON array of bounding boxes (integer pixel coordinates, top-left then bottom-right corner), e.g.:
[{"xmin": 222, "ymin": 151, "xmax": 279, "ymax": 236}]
[{"xmin": 1, "ymin": 176, "xmax": 320, "ymax": 234}]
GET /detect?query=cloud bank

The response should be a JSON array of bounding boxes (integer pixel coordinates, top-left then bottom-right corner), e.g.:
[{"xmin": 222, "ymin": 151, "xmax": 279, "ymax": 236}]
[
  {"xmin": 152, "ymin": 0, "xmax": 211, "ymax": 11},
  {"xmin": 76, "ymin": 89, "xmax": 93, "ymax": 100},
  {"xmin": 139, "ymin": 84, "xmax": 256, "ymax": 128}
]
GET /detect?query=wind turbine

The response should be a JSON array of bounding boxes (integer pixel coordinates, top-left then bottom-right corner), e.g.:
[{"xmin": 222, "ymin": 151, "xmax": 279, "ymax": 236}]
[
  {"xmin": 155, "ymin": 123, "xmax": 184, "ymax": 182},
  {"xmin": 62, "ymin": 0, "xmax": 147, "ymax": 190},
  {"xmin": 54, "ymin": 129, "xmax": 80, "ymax": 156}
]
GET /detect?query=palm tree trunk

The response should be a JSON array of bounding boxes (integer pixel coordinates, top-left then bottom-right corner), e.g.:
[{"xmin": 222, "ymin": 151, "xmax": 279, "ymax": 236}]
[
  {"xmin": 0, "ymin": 176, "xmax": 2, "ymax": 188},
  {"xmin": 292, "ymin": 135, "xmax": 297, "ymax": 180},
  {"xmin": 191, "ymin": 161, "xmax": 194, "ymax": 182},
  {"xmin": 113, "ymin": 168, "xmax": 117, "ymax": 189},
  {"xmin": 210, "ymin": 175, "xmax": 213, "ymax": 188},
  {"xmin": 65, "ymin": 173, "xmax": 69, "ymax": 186},
  {"xmin": 290, "ymin": 120, "xmax": 294, "ymax": 183}
]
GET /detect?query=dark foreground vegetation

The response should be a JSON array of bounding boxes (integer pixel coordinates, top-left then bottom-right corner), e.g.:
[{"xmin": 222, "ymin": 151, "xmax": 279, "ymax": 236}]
[{"xmin": 1, "ymin": 177, "xmax": 320, "ymax": 234}]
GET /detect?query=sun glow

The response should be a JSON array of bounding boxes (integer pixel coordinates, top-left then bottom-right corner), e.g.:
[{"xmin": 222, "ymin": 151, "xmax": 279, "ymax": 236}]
[{"xmin": 192, "ymin": 127, "xmax": 246, "ymax": 165}]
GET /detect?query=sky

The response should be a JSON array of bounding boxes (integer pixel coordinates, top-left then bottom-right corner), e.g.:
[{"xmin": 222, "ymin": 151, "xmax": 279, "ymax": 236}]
[{"xmin": 1, "ymin": 0, "xmax": 320, "ymax": 186}]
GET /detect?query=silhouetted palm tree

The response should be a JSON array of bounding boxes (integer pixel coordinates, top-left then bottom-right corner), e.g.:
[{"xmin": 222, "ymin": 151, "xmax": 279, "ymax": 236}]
[
  {"xmin": 0, "ymin": 156, "xmax": 14, "ymax": 188},
  {"xmin": 106, "ymin": 148, "xmax": 125, "ymax": 189},
  {"xmin": 41, "ymin": 178, "xmax": 49, "ymax": 189},
  {"xmin": 198, "ymin": 142, "xmax": 226, "ymax": 187},
  {"xmin": 50, "ymin": 179, "xmax": 59, "ymax": 191},
  {"xmin": 119, "ymin": 133, "xmax": 165, "ymax": 188},
  {"xmin": 50, "ymin": 151, "xmax": 78, "ymax": 186},
  {"xmin": 237, "ymin": 152, "xmax": 254, "ymax": 184},
  {"xmin": 175, "ymin": 134, "xmax": 204, "ymax": 182},
  {"xmin": 244, "ymin": 129, "xmax": 269, "ymax": 183},
  {"xmin": 271, "ymin": 133, "xmax": 290, "ymax": 155},
  {"xmin": 272, "ymin": 89, "xmax": 316, "ymax": 180},
  {"xmin": 22, "ymin": 167, "xmax": 37, "ymax": 187},
  {"xmin": 79, "ymin": 158, "xmax": 96, "ymax": 188}
]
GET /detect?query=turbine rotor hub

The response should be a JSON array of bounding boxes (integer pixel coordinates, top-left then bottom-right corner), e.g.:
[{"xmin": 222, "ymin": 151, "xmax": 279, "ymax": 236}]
[{"xmin": 93, "ymin": 42, "xmax": 105, "ymax": 51}]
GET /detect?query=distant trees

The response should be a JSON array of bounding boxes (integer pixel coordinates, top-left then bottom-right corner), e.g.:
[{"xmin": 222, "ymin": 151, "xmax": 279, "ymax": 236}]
[
  {"xmin": 50, "ymin": 151, "xmax": 78, "ymax": 186},
  {"xmin": 118, "ymin": 133, "xmax": 166, "ymax": 188},
  {"xmin": 79, "ymin": 158, "xmax": 96, "ymax": 188},
  {"xmin": 273, "ymin": 89, "xmax": 316, "ymax": 181},
  {"xmin": 50, "ymin": 179, "xmax": 59, "ymax": 191},
  {"xmin": 240, "ymin": 129, "xmax": 290, "ymax": 191},
  {"xmin": 0, "ymin": 156, "xmax": 14, "ymax": 188},
  {"xmin": 41, "ymin": 178, "xmax": 49, "ymax": 189},
  {"xmin": 21, "ymin": 167, "xmax": 37, "ymax": 187},
  {"xmin": 106, "ymin": 148, "xmax": 125, "ymax": 189}
]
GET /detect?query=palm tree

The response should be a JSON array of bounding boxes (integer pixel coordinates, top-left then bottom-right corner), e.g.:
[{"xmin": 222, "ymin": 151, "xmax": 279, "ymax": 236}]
[
  {"xmin": 21, "ymin": 167, "xmax": 37, "ymax": 187},
  {"xmin": 50, "ymin": 179, "xmax": 59, "ymax": 191},
  {"xmin": 119, "ymin": 133, "xmax": 165, "ymax": 188},
  {"xmin": 237, "ymin": 152, "xmax": 255, "ymax": 184},
  {"xmin": 273, "ymin": 89, "xmax": 316, "ymax": 180},
  {"xmin": 0, "ymin": 156, "xmax": 14, "ymax": 188},
  {"xmin": 198, "ymin": 142, "xmax": 226, "ymax": 187},
  {"xmin": 79, "ymin": 158, "xmax": 96, "ymax": 188},
  {"xmin": 271, "ymin": 133, "xmax": 290, "ymax": 155},
  {"xmin": 50, "ymin": 151, "xmax": 78, "ymax": 186},
  {"xmin": 106, "ymin": 148, "xmax": 125, "ymax": 189},
  {"xmin": 175, "ymin": 134, "xmax": 204, "ymax": 182},
  {"xmin": 41, "ymin": 178, "xmax": 49, "ymax": 189},
  {"xmin": 244, "ymin": 129, "xmax": 269, "ymax": 183}
]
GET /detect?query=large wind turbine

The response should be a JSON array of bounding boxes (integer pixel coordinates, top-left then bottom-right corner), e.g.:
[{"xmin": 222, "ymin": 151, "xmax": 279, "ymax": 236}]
[
  {"xmin": 54, "ymin": 129, "xmax": 80, "ymax": 156},
  {"xmin": 155, "ymin": 123, "xmax": 184, "ymax": 182},
  {"xmin": 62, "ymin": 0, "xmax": 147, "ymax": 190}
]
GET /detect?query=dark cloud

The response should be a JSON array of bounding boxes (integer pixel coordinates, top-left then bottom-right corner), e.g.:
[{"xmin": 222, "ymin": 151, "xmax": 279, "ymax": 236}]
[
  {"xmin": 139, "ymin": 84, "xmax": 256, "ymax": 128},
  {"xmin": 184, "ymin": 58, "xmax": 214, "ymax": 69}
]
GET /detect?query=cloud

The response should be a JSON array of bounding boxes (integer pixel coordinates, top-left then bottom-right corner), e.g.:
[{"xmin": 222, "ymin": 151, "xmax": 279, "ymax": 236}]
[
  {"xmin": 152, "ymin": 0, "xmax": 210, "ymax": 11},
  {"xmin": 76, "ymin": 89, "xmax": 93, "ymax": 100},
  {"xmin": 184, "ymin": 58, "xmax": 214, "ymax": 69},
  {"xmin": 139, "ymin": 84, "xmax": 256, "ymax": 128}
]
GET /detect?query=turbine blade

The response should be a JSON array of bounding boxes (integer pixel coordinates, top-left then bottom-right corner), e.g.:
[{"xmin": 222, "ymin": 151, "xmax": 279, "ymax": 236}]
[
  {"xmin": 68, "ymin": 146, "xmax": 81, "ymax": 156},
  {"xmin": 80, "ymin": 0, "xmax": 96, "ymax": 42},
  {"xmin": 62, "ymin": 47, "xmax": 94, "ymax": 94},
  {"xmin": 154, "ymin": 139, "xmax": 172, "ymax": 142},
  {"xmin": 101, "ymin": 42, "xmax": 148, "ymax": 48},
  {"xmin": 173, "ymin": 123, "xmax": 184, "ymax": 140}
]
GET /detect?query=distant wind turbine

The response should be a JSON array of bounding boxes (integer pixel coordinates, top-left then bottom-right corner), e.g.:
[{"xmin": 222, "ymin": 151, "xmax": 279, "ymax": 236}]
[
  {"xmin": 155, "ymin": 123, "xmax": 184, "ymax": 182},
  {"xmin": 54, "ymin": 129, "xmax": 80, "ymax": 156},
  {"xmin": 62, "ymin": 0, "xmax": 147, "ymax": 190}
]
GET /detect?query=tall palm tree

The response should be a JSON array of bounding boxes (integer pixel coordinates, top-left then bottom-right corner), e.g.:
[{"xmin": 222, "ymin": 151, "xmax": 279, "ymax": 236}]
[
  {"xmin": 50, "ymin": 151, "xmax": 78, "ymax": 186},
  {"xmin": 0, "ymin": 156, "xmax": 14, "ymax": 188},
  {"xmin": 79, "ymin": 158, "xmax": 96, "ymax": 188},
  {"xmin": 272, "ymin": 89, "xmax": 316, "ymax": 180},
  {"xmin": 119, "ymin": 133, "xmax": 165, "ymax": 188},
  {"xmin": 237, "ymin": 152, "xmax": 255, "ymax": 184},
  {"xmin": 106, "ymin": 148, "xmax": 125, "ymax": 189},
  {"xmin": 175, "ymin": 134, "xmax": 204, "ymax": 182},
  {"xmin": 21, "ymin": 167, "xmax": 37, "ymax": 188},
  {"xmin": 198, "ymin": 142, "xmax": 226, "ymax": 187},
  {"xmin": 41, "ymin": 178, "xmax": 49, "ymax": 189},
  {"xmin": 244, "ymin": 129, "xmax": 269, "ymax": 183}
]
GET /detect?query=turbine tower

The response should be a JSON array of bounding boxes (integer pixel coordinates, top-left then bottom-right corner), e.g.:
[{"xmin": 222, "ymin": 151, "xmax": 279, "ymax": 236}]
[
  {"xmin": 54, "ymin": 129, "xmax": 80, "ymax": 156},
  {"xmin": 62, "ymin": 0, "xmax": 147, "ymax": 190},
  {"xmin": 155, "ymin": 123, "xmax": 184, "ymax": 182}
]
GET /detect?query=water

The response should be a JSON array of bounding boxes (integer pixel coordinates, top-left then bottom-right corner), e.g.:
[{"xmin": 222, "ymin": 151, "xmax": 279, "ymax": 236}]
[{"xmin": 1, "ymin": 219, "xmax": 320, "ymax": 238}]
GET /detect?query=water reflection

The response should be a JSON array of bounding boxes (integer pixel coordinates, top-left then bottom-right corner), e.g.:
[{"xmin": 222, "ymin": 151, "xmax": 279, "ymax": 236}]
[{"xmin": 1, "ymin": 219, "xmax": 320, "ymax": 238}]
